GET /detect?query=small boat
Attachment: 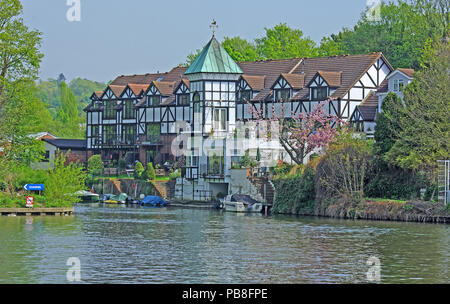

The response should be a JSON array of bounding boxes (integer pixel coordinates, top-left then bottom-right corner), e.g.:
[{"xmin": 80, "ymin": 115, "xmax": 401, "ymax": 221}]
[
  {"xmin": 140, "ymin": 196, "xmax": 167, "ymax": 207},
  {"xmin": 223, "ymin": 194, "xmax": 263, "ymax": 213},
  {"xmin": 76, "ymin": 190, "xmax": 100, "ymax": 203},
  {"xmin": 103, "ymin": 193, "xmax": 128, "ymax": 204}
]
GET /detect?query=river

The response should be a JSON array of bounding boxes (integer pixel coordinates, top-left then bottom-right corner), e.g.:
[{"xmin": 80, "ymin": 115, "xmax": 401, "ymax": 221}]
[{"xmin": 0, "ymin": 204, "xmax": 448, "ymax": 284}]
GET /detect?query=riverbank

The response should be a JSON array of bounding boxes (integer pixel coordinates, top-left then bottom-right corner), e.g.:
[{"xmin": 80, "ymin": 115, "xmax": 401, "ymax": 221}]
[{"xmin": 274, "ymin": 198, "xmax": 450, "ymax": 224}]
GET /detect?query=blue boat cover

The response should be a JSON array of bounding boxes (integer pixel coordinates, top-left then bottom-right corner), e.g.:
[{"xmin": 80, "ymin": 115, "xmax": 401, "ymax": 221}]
[{"xmin": 141, "ymin": 196, "xmax": 167, "ymax": 207}]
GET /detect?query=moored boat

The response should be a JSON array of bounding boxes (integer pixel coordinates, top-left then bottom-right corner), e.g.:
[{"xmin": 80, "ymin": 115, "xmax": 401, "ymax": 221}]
[{"xmin": 222, "ymin": 194, "xmax": 263, "ymax": 213}]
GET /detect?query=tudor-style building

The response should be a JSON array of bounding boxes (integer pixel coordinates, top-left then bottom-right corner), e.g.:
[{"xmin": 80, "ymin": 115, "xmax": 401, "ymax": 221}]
[
  {"xmin": 350, "ymin": 68, "xmax": 415, "ymax": 135},
  {"xmin": 85, "ymin": 34, "xmax": 399, "ymax": 201}
]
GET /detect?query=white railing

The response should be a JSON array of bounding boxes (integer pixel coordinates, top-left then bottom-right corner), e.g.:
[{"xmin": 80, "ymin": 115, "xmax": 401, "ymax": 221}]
[{"xmin": 437, "ymin": 160, "xmax": 450, "ymax": 205}]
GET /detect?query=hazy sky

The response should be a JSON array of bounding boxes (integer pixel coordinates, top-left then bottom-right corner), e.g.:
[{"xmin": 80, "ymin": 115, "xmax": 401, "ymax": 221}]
[{"xmin": 21, "ymin": 0, "xmax": 369, "ymax": 83}]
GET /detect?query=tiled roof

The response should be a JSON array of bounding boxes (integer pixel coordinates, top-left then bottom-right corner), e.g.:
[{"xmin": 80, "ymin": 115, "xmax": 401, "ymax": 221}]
[
  {"xmin": 152, "ymin": 81, "xmax": 176, "ymax": 96},
  {"xmin": 241, "ymin": 75, "xmax": 266, "ymax": 91},
  {"xmin": 377, "ymin": 78, "xmax": 389, "ymax": 93},
  {"xmin": 109, "ymin": 85, "xmax": 126, "ymax": 98},
  {"xmin": 128, "ymin": 84, "xmax": 149, "ymax": 96},
  {"xmin": 280, "ymin": 73, "xmax": 305, "ymax": 89},
  {"xmin": 397, "ymin": 68, "xmax": 415, "ymax": 78},
  {"xmin": 356, "ymin": 91, "xmax": 378, "ymax": 121},
  {"xmin": 317, "ymin": 71, "xmax": 342, "ymax": 87}
]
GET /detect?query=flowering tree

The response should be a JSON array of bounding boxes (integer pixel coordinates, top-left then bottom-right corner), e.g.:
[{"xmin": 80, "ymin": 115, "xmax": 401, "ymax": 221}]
[{"xmin": 248, "ymin": 98, "xmax": 344, "ymax": 165}]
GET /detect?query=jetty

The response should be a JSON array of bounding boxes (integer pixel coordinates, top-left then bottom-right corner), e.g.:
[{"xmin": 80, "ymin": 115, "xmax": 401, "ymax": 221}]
[{"xmin": 0, "ymin": 207, "xmax": 74, "ymax": 216}]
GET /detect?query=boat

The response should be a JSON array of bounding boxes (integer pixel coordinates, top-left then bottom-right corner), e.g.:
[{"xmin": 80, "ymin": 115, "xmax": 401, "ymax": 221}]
[
  {"xmin": 222, "ymin": 194, "xmax": 263, "ymax": 213},
  {"xmin": 140, "ymin": 196, "xmax": 167, "ymax": 207},
  {"xmin": 76, "ymin": 190, "xmax": 100, "ymax": 203},
  {"xmin": 104, "ymin": 193, "xmax": 128, "ymax": 204}
]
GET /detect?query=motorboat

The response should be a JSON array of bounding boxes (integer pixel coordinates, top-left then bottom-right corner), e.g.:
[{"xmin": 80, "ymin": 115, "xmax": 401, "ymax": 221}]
[
  {"xmin": 103, "ymin": 193, "xmax": 128, "ymax": 204},
  {"xmin": 140, "ymin": 196, "xmax": 167, "ymax": 207},
  {"xmin": 76, "ymin": 190, "xmax": 100, "ymax": 203},
  {"xmin": 222, "ymin": 194, "xmax": 263, "ymax": 213}
]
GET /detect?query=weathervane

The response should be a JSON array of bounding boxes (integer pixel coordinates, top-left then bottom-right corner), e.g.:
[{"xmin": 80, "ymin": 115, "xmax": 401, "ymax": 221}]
[{"xmin": 210, "ymin": 19, "xmax": 218, "ymax": 37}]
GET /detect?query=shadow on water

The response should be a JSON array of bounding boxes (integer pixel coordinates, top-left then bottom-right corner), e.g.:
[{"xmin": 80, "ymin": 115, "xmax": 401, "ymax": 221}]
[{"xmin": 0, "ymin": 204, "xmax": 448, "ymax": 283}]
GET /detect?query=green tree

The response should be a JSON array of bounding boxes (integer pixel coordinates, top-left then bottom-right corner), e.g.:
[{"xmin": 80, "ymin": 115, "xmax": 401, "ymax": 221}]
[
  {"xmin": 143, "ymin": 162, "xmax": 156, "ymax": 181},
  {"xmin": 317, "ymin": 36, "xmax": 346, "ymax": 57},
  {"xmin": 255, "ymin": 23, "xmax": 318, "ymax": 60},
  {"xmin": 374, "ymin": 93, "xmax": 405, "ymax": 155},
  {"xmin": 385, "ymin": 40, "xmax": 450, "ymax": 171},
  {"xmin": 134, "ymin": 161, "xmax": 145, "ymax": 179},
  {"xmin": 55, "ymin": 81, "xmax": 82, "ymax": 138},
  {"xmin": 222, "ymin": 36, "xmax": 261, "ymax": 62},
  {"xmin": 44, "ymin": 152, "xmax": 86, "ymax": 207},
  {"xmin": 87, "ymin": 154, "xmax": 104, "ymax": 176},
  {"xmin": 0, "ymin": 0, "xmax": 43, "ymax": 98},
  {"xmin": 329, "ymin": 0, "xmax": 449, "ymax": 69}
]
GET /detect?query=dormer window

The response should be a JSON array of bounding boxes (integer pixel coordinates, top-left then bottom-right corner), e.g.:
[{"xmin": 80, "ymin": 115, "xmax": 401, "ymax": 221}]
[
  {"xmin": 177, "ymin": 94, "xmax": 189, "ymax": 106},
  {"xmin": 311, "ymin": 87, "xmax": 328, "ymax": 100},
  {"xmin": 275, "ymin": 89, "xmax": 290, "ymax": 101},
  {"xmin": 147, "ymin": 95, "xmax": 161, "ymax": 107},
  {"xmin": 238, "ymin": 90, "xmax": 252, "ymax": 103}
]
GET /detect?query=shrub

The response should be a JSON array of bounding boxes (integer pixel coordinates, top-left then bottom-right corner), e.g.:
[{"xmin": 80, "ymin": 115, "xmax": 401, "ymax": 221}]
[
  {"xmin": 88, "ymin": 155, "xmax": 104, "ymax": 176},
  {"xmin": 134, "ymin": 161, "xmax": 145, "ymax": 179},
  {"xmin": 142, "ymin": 162, "xmax": 156, "ymax": 181},
  {"xmin": 169, "ymin": 169, "xmax": 181, "ymax": 180},
  {"xmin": 272, "ymin": 166, "xmax": 316, "ymax": 214},
  {"xmin": 118, "ymin": 159, "xmax": 126, "ymax": 171}
]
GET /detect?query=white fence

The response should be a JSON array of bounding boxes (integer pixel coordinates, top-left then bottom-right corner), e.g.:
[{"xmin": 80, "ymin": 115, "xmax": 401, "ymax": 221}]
[{"xmin": 437, "ymin": 160, "xmax": 450, "ymax": 205}]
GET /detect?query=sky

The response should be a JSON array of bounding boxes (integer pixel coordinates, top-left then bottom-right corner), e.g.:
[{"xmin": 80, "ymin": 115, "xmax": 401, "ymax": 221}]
[{"xmin": 21, "ymin": 0, "xmax": 370, "ymax": 83}]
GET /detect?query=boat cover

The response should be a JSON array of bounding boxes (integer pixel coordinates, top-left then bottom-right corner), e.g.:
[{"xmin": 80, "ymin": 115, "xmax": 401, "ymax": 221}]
[
  {"xmin": 141, "ymin": 196, "xmax": 167, "ymax": 206},
  {"xmin": 231, "ymin": 194, "xmax": 260, "ymax": 205}
]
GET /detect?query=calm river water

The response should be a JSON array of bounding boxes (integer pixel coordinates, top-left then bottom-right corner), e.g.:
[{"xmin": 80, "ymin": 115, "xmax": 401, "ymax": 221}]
[{"xmin": 0, "ymin": 204, "xmax": 449, "ymax": 284}]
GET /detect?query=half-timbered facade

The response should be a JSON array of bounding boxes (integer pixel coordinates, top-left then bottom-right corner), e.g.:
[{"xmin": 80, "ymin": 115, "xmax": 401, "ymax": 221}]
[{"xmin": 85, "ymin": 35, "xmax": 397, "ymax": 200}]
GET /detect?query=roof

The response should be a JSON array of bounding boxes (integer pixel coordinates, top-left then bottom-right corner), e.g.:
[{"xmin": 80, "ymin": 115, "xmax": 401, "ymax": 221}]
[
  {"xmin": 42, "ymin": 139, "xmax": 87, "ymax": 150},
  {"xmin": 355, "ymin": 91, "xmax": 378, "ymax": 121},
  {"xmin": 28, "ymin": 132, "xmax": 58, "ymax": 140},
  {"xmin": 185, "ymin": 36, "xmax": 243, "ymax": 75},
  {"xmin": 127, "ymin": 84, "xmax": 149, "ymax": 96},
  {"xmin": 397, "ymin": 68, "xmax": 415, "ymax": 78},
  {"xmin": 279, "ymin": 73, "xmax": 305, "ymax": 89},
  {"xmin": 241, "ymin": 75, "xmax": 265, "ymax": 91},
  {"xmin": 152, "ymin": 81, "xmax": 175, "ymax": 96},
  {"xmin": 108, "ymin": 85, "xmax": 126, "ymax": 98},
  {"xmin": 317, "ymin": 71, "xmax": 342, "ymax": 87}
]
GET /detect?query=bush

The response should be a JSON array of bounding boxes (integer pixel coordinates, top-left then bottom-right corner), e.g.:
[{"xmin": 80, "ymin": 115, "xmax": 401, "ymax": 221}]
[
  {"xmin": 88, "ymin": 155, "xmax": 104, "ymax": 176},
  {"xmin": 272, "ymin": 166, "xmax": 316, "ymax": 214},
  {"xmin": 169, "ymin": 169, "xmax": 181, "ymax": 180},
  {"xmin": 142, "ymin": 162, "xmax": 156, "ymax": 181},
  {"xmin": 118, "ymin": 159, "xmax": 126, "ymax": 171},
  {"xmin": 134, "ymin": 161, "xmax": 145, "ymax": 179}
]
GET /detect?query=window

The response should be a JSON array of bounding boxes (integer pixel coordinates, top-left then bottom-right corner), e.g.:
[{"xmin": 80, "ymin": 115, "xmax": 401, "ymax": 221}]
[
  {"xmin": 393, "ymin": 79, "xmax": 399, "ymax": 92},
  {"xmin": 104, "ymin": 101, "xmax": 116, "ymax": 119},
  {"xmin": 311, "ymin": 87, "xmax": 328, "ymax": 100},
  {"xmin": 178, "ymin": 94, "xmax": 189, "ymax": 106},
  {"xmin": 147, "ymin": 95, "xmax": 161, "ymax": 107},
  {"xmin": 204, "ymin": 81, "xmax": 234, "ymax": 101},
  {"xmin": 146, "ymin": 123, "xmax": 160, "ymax": 143},
  {"xmin": 213, "ymin": 108, "xmax": 226, "ymax": 131},
  {"xmin": 123, "ymin": 100, "xmax": 135, "ymax": 119},
  {"xmin": 238, "ymin": 90, "xmax": 251, "ymax": 103},
  {"xmin": 275, "ymin": 89, "xmax": 290, "ymax": 101},
  {"xmin": 103, "ymin": 125, "xmax": 117, "ymax": 145},
  {"xmin": 207, "ymin": 152, "xmax": 224, "ymax": 176},
  {"xmin": 43, "ymin": 151, "xmax": 50, "ymax": 162},
  {"xmin": 92, "ymin": 126, "xmax": 99, "ymax": 145},
  {"xmin": 122, "ymin": 125, "xmax": 136, "ymax": 145},
  {"xmin": 399, "ymin": 79, "xmax": 404, "ymax": 90}
]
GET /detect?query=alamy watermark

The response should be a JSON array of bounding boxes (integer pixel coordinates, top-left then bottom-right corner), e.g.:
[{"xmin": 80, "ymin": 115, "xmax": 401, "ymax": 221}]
[
  {"xmin": 66, "ymin": 257, "xmax": 82, "ymax": 282},
  {"xmin": 366, "ymin": 0, "xmax": 381, "ymax": 22},
  {"xmin": 66, "ymin": 0, "xmax": 81, "ymax": 22},
  {"xmin": 366, "ymin": 256, "xmax": 381, "ymax": 282}
]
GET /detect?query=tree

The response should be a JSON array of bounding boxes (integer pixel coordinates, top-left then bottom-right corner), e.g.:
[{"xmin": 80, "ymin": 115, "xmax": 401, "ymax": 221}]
[
  {"xmin": 249, "ymin": 99, "xmax": 344, "ymax": 165},
  {"xmin": 327, "ymin": 0, "xmax": 449, "ymax": 69},
  {"xmin": 317, "ymin": 36, "xmax": 346, "ymax": 57},
  {"xmin": 0, "ymin": 0, "xmax": 43, "ymax": 98},
  {"xmin": 87, "ymin": 155, "xmax": 104, "ymax": 176},
  {"xmin": 55, "ymin": 81, "xmax": 82, "ymax": 138},
  {"xmin": 222, "ymin": 36, "xmax": 261, "ymax": 62},
  {"xmin": 134, "ymin": 161, "xmax": 145, "ymax": 179},
  {"xmin": 143, "ymin": 162, "xmax": 156, "ymax": 181},
  {"xmin": 374, "ymin": 92, "xmax": 405, "ymax": 155},
  {"xmin": 255, "ymin": 23, "xmax": 318, "ymax": 60},
  {"xmin": 385, "ymin": 40, "xmax": 450, "ymax": 171}
]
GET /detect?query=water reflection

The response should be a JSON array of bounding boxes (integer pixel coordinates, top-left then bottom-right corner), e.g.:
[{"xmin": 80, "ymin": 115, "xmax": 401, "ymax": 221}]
[{"xmin": 0, "ymin": 205, "xmax": 448, "ymax": 283}]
